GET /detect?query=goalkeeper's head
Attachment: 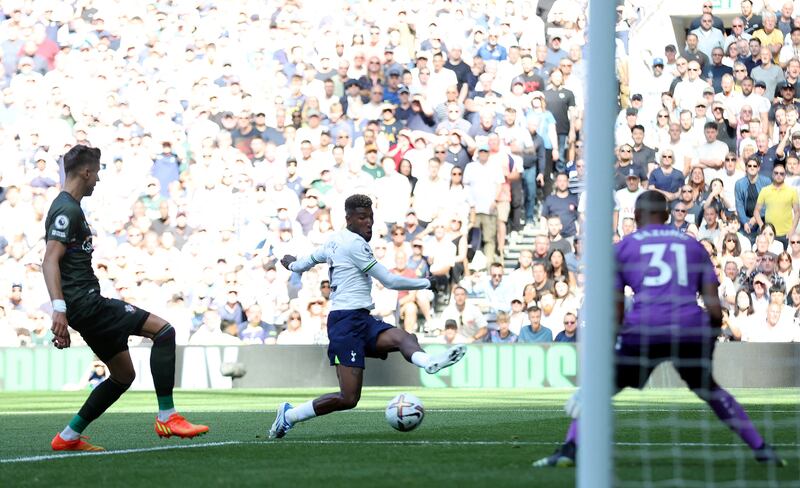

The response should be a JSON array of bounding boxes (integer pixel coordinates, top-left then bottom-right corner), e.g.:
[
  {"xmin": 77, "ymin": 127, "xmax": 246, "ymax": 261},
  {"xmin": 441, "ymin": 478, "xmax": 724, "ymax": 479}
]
[{"xmin": 634, "ymin": 190, "xmax": 669, "ymax": 228}]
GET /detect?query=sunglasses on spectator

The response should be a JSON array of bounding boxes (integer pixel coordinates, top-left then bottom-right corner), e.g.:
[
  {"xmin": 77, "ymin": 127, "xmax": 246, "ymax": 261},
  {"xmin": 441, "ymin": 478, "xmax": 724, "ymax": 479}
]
[
  {"xmin": 662, "ymin": 155, "xmax": 673, "ymax": 159},
  {"xmin": 725, "ymin": 157, "xmax": 737, "ymax": 161},
  {"xmin": 746, "ymin": 163, "xmax": 759, "ymax": 168},
  {"xmin": 673, "ymin": 209, "xmax": 687, "ymax": 213},
  {"xmin": 792, "ymin": 240, "xmax": 800, "ymax": 244},
  {"xmin": 564, "ymin": 320, "xmax": 576, "ymax": 325},
  {"xmin": 620, "ymin": 148, "xmax": 631, "ymax": 152}
]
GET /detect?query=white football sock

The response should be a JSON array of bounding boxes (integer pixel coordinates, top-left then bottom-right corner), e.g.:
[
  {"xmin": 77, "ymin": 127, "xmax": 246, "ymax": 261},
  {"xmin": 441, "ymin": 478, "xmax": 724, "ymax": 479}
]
[
  {"xmin": 158, "ymin": 408, "xmax": 177, "ymax": 422},
  {"xmin": 411, "ymin": 351, "xmax": 432, "ymax": 368},
  {"xmin": 60, "ymin": 426, "xmax": 80, "ymax": 441},
  {"xmin": 286, "ymin": 400, "xmax": 317, "ymax": 424}
]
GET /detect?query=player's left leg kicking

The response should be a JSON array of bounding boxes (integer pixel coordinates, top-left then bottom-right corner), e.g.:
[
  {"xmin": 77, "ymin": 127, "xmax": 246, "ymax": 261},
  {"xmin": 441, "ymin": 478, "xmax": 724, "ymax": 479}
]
[
  {"xmin": 52, "ymin": 312, "xmax": 208, "ymax": 451},
  {"xmin": 270, "ymin": 313, "xmax": 465, "ymax": 439}
]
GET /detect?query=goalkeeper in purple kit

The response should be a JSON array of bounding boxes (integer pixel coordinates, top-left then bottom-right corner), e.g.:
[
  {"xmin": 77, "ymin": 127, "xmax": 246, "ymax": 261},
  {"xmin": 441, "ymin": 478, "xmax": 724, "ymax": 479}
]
[{"xmin": 533, "ymin": 191, "xmax": 786, "ymax": 468}]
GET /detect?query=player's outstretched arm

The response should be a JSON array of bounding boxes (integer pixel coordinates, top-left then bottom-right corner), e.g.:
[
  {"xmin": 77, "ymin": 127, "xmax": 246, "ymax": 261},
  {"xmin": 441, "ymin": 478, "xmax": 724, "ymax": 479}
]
[
  {"xmin": 282, "ymin": 247, "xmax": 327, "ymax": 274},
  {"xmin": 367, "ymin": 261, "xmax": 431, "ymax": 291},
  {"xmin": 42, "ymin": 239, "xmax": 70, "ymax": 349}
]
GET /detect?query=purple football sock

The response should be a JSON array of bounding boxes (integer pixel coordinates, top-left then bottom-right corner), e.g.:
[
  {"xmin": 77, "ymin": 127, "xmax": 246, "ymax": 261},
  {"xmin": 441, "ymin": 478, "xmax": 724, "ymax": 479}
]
[
  {"xmin": 704, "ymin": 387, "xmax": 764, "ymax": 450},
  {"xmin": 564, "ymin": 419, "xmax": 578, "ymax": 444}
]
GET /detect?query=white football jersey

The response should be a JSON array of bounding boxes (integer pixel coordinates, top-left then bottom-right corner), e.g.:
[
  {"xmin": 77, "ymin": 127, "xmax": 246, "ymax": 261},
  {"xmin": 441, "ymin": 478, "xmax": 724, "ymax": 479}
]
[{"xmin": 307, "ymin": 229, "xmax": 379, "ymax": 311}]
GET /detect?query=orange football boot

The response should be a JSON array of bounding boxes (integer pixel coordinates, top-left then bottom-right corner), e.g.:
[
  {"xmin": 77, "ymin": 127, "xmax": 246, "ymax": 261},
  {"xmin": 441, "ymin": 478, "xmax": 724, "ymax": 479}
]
[
  {"xmin": 155, "ymin": 413, "xmax": 209, "ymax": 439},
  {"xmin": 51, "ymin": 433, "xmax": 105, "ymax": 451}
]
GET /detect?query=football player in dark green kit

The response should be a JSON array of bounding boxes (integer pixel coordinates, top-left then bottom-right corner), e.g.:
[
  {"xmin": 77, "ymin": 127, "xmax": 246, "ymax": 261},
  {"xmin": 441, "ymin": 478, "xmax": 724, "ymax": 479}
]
[{"xmin": 43, "ymin": 145, "xmax": 209, "ymax": 451}]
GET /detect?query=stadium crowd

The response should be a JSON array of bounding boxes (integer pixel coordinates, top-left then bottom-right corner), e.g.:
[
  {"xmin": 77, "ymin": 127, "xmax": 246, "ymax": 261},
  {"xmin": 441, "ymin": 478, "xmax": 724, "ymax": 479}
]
[{"xmin": 0, "ymin": 0, "xmax": 797, "ymax": 349}]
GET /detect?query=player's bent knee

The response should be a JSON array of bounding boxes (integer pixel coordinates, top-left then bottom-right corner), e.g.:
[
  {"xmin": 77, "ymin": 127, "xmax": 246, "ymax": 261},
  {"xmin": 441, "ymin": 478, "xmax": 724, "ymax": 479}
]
[
  {"xmin": 111, "ymin": 371, "xmax": 135, "ymax": 387},
  {"xmin": 338, "ymin": 393, "xmax": 360, "ymax": 410},
  {"xmin": 153, "ymin": 323, "xmax": 175, "ymax": 344}
]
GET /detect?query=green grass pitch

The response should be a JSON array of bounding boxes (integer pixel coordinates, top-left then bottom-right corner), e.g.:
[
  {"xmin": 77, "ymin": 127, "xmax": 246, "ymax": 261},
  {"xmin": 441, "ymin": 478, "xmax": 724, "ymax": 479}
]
[{"xmin": 0, "ymin": 388, "xmax": 797, "ymax": 487}]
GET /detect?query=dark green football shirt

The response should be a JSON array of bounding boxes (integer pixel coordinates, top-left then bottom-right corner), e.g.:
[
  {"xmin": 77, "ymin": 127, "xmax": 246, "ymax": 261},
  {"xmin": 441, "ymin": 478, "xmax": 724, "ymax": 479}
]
[{"xmin": 44, "ymin": 192, "xmax": 99, "ymax": 303}]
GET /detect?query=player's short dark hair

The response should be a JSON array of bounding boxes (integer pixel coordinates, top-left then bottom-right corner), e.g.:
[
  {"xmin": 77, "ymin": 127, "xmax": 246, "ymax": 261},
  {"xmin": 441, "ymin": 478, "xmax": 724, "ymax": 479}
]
[
  {"xmin": 635, "ymin": 190, "xmax": 669, "ymax": 215},
  {"xmin": 63, "ymin": 144, "xmax": 101, "ymax": 174},
  {"xmin": 631, "ymin": 124, "xmax": 645, "ymax": 133},
  {"xmin": 526, "ymin": 305, "xmax": 541, "ymax": 314},
  {"xmin": 344, "ymin": 194, "xmax": 372, "ymax": 215},
  {"xmin": 704, "ymin": 121, "xmax": 718, "ymax": 131},
  {"xmin": 444, "ymin": 319, "xmax": 458, "ymax": 330}
]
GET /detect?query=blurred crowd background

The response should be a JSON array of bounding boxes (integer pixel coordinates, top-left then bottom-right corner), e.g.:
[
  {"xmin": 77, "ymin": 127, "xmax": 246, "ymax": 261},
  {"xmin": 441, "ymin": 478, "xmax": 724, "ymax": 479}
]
[{"xmin": 0, "ymin": 0, "xmax": 797, "ymax": 349}]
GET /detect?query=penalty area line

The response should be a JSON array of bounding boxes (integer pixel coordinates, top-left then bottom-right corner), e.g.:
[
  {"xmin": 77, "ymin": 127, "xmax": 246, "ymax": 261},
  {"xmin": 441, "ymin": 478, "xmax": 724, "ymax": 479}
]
[{"xmin": 5, "ymin": 439, "xmax": 798, "ymax": 464}]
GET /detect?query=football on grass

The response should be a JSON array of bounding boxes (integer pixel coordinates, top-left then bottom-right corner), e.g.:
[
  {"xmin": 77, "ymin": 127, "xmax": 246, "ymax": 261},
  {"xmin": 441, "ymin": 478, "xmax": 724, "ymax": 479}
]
[{"xmin": 385, "ymin": 393, "xmax": 425, "ymax": 432}]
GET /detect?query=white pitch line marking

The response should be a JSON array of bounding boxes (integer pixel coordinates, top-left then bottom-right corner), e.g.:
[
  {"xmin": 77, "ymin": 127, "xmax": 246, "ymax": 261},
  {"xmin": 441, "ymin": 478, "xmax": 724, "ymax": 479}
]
[
  {"xmin": 2, "ymin": 439, "xmax": 797, "ymax": 464},
  {"xmin": 2, "ymin": 408, "xmax": 798, "ymax": 416}
]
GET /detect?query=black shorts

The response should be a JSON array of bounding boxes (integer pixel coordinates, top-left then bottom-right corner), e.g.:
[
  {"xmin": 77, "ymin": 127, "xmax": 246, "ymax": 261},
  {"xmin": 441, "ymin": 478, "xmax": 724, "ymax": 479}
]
[
  {"xmin": 68, "ymin": 294, "xmax": 150, "ymax": 362},
  {"xmin": 615, "ymin": 339, "xmax": 718, "ymax": 391},
  {"xmin": 326, "ymin": 309, "xmax": 394, "ymax": 369}
]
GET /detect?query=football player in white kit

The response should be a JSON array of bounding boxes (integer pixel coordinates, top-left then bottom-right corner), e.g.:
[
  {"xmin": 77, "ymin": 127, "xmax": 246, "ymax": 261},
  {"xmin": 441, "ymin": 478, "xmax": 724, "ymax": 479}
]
[{"xmin": 270, "ymin": 194, "xmax": 466, "ymax": 439}]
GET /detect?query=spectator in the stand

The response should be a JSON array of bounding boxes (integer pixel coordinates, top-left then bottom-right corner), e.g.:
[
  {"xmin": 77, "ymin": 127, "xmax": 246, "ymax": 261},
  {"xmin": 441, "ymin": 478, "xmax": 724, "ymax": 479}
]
[
  {"xmin": 682, "ymin": 35, "xmax": 709, "ymax": 71},
  {"xmin": 554, "ymin": 311, "xmax": 578, "ymax": 342},
  {"xmin": 543, "ymin": 70, "xmax": 576, "ymax": 163},
  {"xmin": 440, "ymin": 286, "xmax": 488, "ymax": 343},
  {"xmin": 698, "ymin": 206, "xmax": 723, "ymax": 242},
  {"xmin": 438, "ymin": 319, "xmax": 467, "ymax": 345},
  {"xmin": 691, "ymin": 14, "xmax": 725, "ymax": 60},
  {"xmin": 549, "ymin": 250, "xmax": 576, "ymax": 289},
  {"xmin": 464, "ymin": 144, "xmax": 504, "ymax": 266},
  {"xmin": 518, "ymin": 306, "xmax": 552, "ymax": 343},
  {"xmin": 670, "ymin": 201, "xmax": 700, "ymax": 235},
  {"xmin": 751, "ymin": 47, "xmax": 784, "ymax": 102},
  {"xmin": 532, "ymin": 235, "xmax": 551, "ymax": 265},
  {"xmin": 509, "ymin": 249, "xmax": 534, "ymax": 296},
  {"xmin": 468, "ymin": 262, "xmax": 514, "ymax": 319},
  {"xmin": 532, "ymin": 262, "xmax": 554, "ymax": 294},
  {"xmin": 393, "ymin": 249, "xmax": 431, "ymax": 333},
  {"xmin": 487, "ymin": 311, "xmax": 518, "ymax": 343},
  {"xmin": 740, "ymin": 0, "xmax": 763, "ymax": 35},
  {"xmin": 614, "ymin": 169, "xmax": 645, "ymax": 237},
  {"xmin": 218, "ymin": 289, "xmax": 247, "ymax": 334},
  {"xmin": 630, "ymin": 124, "xmax": 657, "ymax": 174},
  {"xmin": 736, "ymin": 158, "xmax": 771, "ymax": 241},
  {"xmin": 704, "ymin": 47, "xmax": 733, "ymax": 93},
  {"xmin": 649, "ymin": 150, "xmax": 685, "ymax": 202},
  {"xmin": 424, "ymin": 220, "xmax": 456, "ymax": 301},
  {"xmin": 276, "ymin": 311, "xmax": 313, "ymax": 345},
  {"xmin": 754, "ymin": 164, "xmax": 800, "ymax": 249},
  {"xmin": 789, "ymin": 233, "xmax": 800, "ymax": 261},
  {"xmin": 742, "ymin": 301, "xmax": 799, "ymax": 342},
  {"xmin": 752, "ymin": 12, "xmax": 784, "ymax": 63},
  {"xmin": 240, "ymin": 304, "xmax": 279, "ymax": 345},
  {"xmin": 542, "ymin": 172, "xmax": 580, "ymax": 241},
  {"xmin": 614, "ymin": 144, "xmax": 647, "ymax": 191},
  {"xmin": 545, "ymin": 216, "xmax": 573, "ymax": 255},
  {"xmin": 190, "ymin": 307, "xmax": 241, "ymax": 346}
]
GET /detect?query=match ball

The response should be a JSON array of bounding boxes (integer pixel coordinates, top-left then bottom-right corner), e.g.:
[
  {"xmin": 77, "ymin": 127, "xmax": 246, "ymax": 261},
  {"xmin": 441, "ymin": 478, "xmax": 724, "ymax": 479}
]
[{"xmin": 385, "ymin": 393, "xmax": 425, "ymax": 432}]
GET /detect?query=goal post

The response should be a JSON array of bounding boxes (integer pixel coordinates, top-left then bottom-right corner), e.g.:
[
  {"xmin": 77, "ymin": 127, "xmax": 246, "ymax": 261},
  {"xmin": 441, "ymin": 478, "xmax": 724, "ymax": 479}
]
[{"xmin": 578, "ymin": 0, "xmax": 618, "ymax": 487}]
